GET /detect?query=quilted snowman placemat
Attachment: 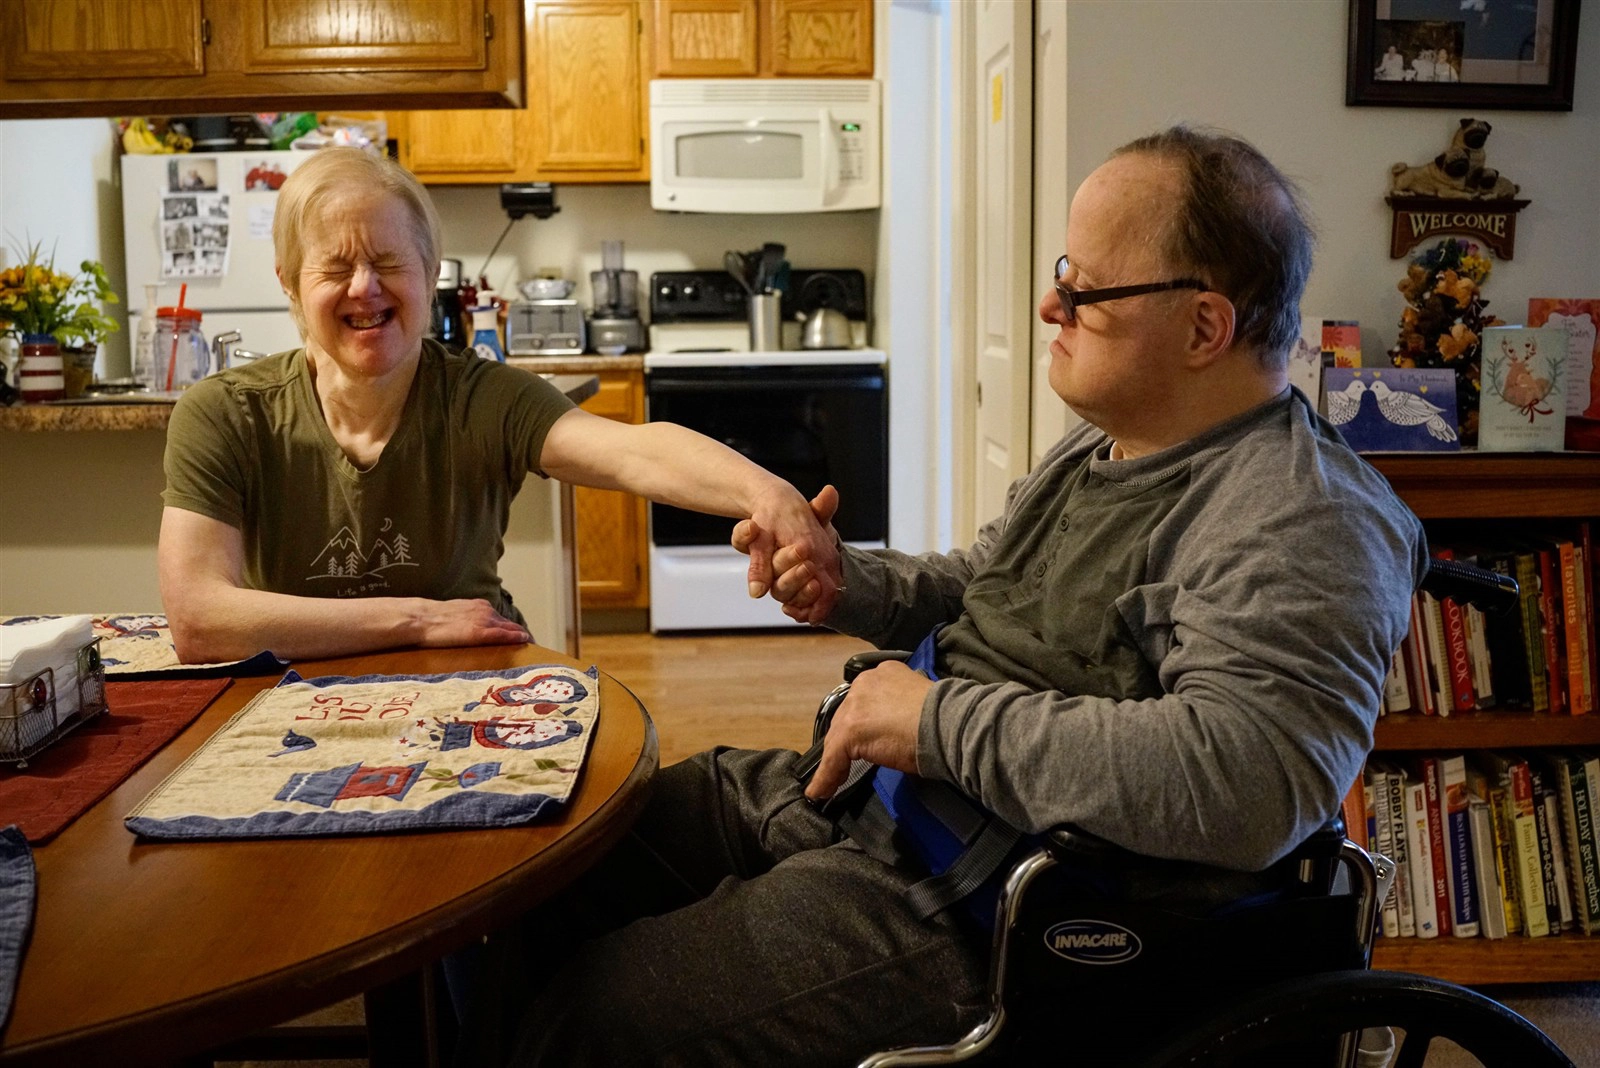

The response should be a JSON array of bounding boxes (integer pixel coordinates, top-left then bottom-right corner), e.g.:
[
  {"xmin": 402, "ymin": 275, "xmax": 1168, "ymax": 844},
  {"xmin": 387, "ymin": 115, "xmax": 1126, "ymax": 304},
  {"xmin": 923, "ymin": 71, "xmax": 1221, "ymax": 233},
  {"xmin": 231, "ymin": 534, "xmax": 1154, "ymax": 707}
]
[
  {"xmin": 124, "ymin": 663, "xmax": 601, "ymax": 839},
  {"xmin": 0, "ymin": 614, "xmax": 285, "ymax": 678}
]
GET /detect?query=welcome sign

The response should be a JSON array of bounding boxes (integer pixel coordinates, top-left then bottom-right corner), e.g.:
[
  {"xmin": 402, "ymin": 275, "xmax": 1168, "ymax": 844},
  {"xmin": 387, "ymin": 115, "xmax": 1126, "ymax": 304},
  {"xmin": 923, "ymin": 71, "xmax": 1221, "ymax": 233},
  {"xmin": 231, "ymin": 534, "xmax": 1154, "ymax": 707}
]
[{"xmin": 1386, "ymin": 195, "xmax": 1529, "ymax": 260}]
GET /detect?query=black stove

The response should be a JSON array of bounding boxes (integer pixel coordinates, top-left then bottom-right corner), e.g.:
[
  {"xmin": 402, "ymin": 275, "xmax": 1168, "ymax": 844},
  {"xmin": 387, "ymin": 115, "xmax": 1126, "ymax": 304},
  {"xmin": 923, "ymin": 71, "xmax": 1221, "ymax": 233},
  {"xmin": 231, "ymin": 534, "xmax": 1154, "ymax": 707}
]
[{"xmin": 650, "ymin": 269, "xmax": 869, "ymax": 324}]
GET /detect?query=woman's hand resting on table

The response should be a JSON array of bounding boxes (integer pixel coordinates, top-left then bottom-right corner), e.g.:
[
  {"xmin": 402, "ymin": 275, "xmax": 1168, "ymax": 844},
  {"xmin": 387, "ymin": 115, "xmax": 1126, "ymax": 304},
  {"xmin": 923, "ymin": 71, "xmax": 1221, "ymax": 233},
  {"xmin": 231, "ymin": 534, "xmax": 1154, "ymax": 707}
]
[{"xmin": 411, "ymin": 599, "xmax": 530, "ymax": 648}]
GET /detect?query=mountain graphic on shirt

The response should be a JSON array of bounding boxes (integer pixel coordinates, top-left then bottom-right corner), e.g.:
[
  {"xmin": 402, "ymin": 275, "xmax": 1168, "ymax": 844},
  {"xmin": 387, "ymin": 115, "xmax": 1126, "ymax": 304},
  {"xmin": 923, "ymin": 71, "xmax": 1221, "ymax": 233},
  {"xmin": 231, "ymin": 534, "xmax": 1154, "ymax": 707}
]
[
  {"xmin": 368, "ymin": 531, "xmax": 415, "ymax": 571},
  {"xmin": 306, "ymin": 524, "xmax": 419, "ymax": 581}
]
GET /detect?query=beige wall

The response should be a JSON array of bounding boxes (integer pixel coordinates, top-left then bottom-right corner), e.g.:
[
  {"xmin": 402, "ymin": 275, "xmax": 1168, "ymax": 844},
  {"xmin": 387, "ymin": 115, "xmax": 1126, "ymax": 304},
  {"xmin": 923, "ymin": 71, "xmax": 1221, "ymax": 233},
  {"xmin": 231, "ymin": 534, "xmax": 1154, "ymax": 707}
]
[
  {"xmin": 1053, "ymin": 0, "xmax": 1600, "ymax": 365},
  {"xmin": 0, "ymin": 430, "xmax": 168, "ymax": 613}
]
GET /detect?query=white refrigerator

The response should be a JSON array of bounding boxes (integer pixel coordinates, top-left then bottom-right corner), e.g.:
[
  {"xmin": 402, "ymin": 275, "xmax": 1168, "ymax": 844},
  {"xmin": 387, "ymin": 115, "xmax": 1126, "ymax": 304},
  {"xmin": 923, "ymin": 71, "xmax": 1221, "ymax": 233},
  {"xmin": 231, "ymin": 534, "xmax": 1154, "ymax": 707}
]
[{"xmin": 120, "ymin": 150, "xmax": 308, "ymax": 358}]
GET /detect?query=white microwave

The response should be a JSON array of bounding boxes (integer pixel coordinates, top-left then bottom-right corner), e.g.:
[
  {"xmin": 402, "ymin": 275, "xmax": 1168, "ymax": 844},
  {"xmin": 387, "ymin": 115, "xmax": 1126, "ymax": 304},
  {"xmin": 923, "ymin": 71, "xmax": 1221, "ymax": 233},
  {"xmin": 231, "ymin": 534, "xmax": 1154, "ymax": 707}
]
[{"xmin": 649, "ymin": 79, "xmax": 881, "ymax": 214}]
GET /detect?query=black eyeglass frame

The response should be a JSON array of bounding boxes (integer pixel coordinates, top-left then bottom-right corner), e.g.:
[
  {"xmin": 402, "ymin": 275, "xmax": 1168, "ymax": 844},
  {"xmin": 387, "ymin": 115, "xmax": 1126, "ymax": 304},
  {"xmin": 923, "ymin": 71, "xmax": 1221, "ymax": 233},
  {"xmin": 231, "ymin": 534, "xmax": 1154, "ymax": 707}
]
[{"xmin": 1052, "ymin": 254, "xmax": 1208, "ymax": 322}]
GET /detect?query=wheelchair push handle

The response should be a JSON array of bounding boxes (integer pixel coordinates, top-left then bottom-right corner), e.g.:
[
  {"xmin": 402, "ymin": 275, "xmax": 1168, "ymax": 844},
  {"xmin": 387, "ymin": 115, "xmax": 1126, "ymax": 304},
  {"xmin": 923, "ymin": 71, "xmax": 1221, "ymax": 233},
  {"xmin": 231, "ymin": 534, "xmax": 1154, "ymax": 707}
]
[{"xmin": 1419, "ymin": 556, "xmax": 1519, "ymax": 614}]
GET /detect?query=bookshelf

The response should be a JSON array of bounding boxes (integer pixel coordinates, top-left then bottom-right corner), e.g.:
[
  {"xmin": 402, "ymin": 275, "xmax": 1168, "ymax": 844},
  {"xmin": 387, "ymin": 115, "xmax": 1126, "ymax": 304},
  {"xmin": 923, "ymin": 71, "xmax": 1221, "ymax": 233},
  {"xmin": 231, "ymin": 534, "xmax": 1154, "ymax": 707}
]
[{"xmin": 1365, "ymin": 451, "xmax": 1600, "ymax": 984}]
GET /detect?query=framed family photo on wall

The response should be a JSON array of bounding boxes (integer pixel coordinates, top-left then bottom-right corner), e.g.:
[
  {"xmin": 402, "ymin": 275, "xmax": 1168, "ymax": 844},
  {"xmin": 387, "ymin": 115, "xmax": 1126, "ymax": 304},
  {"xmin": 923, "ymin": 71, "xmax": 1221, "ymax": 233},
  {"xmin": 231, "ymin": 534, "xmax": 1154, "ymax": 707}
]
[{"xmin": 1346, "ymin": 0, "xmax": 1581, "ymax": 110}]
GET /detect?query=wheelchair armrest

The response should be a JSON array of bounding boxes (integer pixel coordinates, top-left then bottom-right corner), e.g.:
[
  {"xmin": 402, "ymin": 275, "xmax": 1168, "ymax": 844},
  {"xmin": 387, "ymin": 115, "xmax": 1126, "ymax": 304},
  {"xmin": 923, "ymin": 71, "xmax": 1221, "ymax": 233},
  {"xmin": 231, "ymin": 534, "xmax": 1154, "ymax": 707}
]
[
  {"xmin": 798, "ymin": 650, "xmax": 916, "ymax": 782},
  {"xmin": 1039, "ymin": 819, "xmax": 1349, "ymax": 881},
  {"xmin": 1290, "ymin": 818, "xmax": 1347, "ymax": 860},
  {"xmin": 1419, "ymin": 555, "xmax": 1519, "ymax": 614},
  {"xmin": 844, "ymin": 649, "xmax": 912, "ymax": 682},
  {"xmin": 1043, "ymin": 823, "xmax": 1136, "ymax": 862}
]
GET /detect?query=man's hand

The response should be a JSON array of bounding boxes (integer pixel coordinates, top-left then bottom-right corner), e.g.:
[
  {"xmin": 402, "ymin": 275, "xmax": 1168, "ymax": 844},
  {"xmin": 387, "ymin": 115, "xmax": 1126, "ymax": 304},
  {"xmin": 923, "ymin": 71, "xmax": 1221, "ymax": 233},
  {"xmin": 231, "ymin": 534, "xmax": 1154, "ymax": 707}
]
[
  {"xmin": 733, "ymin": 485, "xmax": 844, "ymax": 625},
  {"xmin": 806, "ymin": 660, "xmax": 932, "ymax": 801},
  {"xmin": 413, "ymin": 598, "xmax": 530, "ymax": 648}
]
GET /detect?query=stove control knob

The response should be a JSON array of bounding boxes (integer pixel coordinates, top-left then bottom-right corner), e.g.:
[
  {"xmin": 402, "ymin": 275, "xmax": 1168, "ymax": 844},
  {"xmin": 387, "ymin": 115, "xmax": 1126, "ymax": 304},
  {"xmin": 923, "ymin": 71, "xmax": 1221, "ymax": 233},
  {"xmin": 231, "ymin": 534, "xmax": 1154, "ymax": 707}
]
[
  {"xmin": 682, "ymin": 282, "xmax": 701, "ymax": 302},
  {"xmin": 656, "ymin": 283, "xmax": 678, "ymax": 302}
]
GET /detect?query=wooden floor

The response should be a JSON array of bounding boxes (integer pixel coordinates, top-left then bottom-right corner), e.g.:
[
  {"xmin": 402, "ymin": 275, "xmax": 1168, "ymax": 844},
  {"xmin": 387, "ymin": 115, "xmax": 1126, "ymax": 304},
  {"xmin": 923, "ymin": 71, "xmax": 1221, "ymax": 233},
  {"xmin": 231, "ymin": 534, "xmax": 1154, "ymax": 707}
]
[{"xmin": 582, "ymin": 628, "xmax": 874, "ymax": 766}]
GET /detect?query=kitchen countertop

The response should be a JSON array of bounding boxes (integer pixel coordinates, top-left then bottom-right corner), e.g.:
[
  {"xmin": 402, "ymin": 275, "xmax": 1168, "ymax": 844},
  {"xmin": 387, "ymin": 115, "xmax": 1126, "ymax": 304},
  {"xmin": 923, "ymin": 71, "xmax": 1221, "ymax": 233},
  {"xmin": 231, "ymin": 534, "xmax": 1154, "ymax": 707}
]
[
  {"xmin": 506, "ymin": 355, "xmax": 644, "ymax": 374},
  {"xmin": 0, "ymin": 371, "xmax": 600, "ymax": 432}
]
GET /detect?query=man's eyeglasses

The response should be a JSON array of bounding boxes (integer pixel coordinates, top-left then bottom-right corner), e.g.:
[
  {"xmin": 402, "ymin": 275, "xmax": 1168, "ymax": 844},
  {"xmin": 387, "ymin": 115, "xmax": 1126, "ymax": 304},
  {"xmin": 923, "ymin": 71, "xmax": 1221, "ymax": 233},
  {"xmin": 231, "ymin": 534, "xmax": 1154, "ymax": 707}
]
[{"xmin": 1052, "ymin": 254, "xmax": 1207, "ymax": 323}]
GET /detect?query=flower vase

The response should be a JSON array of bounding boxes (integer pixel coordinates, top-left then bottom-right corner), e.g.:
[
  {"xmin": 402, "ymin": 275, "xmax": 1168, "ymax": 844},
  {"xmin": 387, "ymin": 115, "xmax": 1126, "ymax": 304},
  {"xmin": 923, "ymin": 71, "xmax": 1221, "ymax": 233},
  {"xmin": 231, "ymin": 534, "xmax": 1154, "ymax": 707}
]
[{"xmin": 18, "ymin": 333, "xmax": 65, "ymax": 403}]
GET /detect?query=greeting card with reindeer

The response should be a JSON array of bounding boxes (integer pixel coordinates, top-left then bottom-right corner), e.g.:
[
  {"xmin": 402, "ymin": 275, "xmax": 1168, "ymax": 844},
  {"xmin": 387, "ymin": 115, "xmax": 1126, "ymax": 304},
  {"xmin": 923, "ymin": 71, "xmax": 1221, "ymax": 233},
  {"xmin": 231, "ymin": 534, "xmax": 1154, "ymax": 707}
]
[
  {"xmin": 1479, "ymin": 326, "xmax": 1566, "ymax": 452},
  {"xmin": 1323, "ymin": 367, "xmax": 1460, "ymax": 453},
  {"xmin": 1528, "ymin": 298, "xmax": 1600, "ymax": 451}
]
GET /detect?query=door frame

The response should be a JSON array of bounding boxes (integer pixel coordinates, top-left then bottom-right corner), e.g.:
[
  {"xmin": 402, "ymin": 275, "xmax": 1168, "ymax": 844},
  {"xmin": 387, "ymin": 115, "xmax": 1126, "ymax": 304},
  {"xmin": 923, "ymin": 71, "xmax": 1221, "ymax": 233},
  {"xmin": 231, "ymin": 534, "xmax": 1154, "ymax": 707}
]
[
  {"xmin": 946, "ymin": 0, "xmax": 979, "ymax": 545},
  {"xmin": 1030, "ymin": 0, "xmax": 1076, "ymax": 465}
]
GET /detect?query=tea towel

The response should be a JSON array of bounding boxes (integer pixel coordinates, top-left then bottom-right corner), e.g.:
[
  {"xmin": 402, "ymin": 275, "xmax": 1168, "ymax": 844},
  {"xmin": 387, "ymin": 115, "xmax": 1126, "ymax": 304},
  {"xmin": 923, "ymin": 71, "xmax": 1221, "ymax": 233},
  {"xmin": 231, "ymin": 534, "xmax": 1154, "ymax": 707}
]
[{"xmin": 0, "ymin": 826, "xmax": 34, "ymax": 1035}]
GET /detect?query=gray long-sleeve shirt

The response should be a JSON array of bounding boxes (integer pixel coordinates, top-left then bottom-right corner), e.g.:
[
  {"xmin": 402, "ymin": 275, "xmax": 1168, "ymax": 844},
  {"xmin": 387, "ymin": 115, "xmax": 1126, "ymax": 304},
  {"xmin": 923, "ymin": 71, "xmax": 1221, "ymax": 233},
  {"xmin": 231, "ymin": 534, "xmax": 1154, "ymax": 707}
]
[{"xmin": 828, "ymin": 389, "xmax": 1428, "ymax": 872}]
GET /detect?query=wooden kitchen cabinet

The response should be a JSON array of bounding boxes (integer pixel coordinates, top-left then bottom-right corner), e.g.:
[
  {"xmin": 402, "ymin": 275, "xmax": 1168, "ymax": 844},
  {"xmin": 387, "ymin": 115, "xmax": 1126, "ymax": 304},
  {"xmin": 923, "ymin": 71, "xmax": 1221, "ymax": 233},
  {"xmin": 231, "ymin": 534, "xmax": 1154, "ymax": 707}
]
[
  {"xmin": 0, "ymin": 0, "xmax": 524, "ymax": 119},
  {"xmin": 393, "ymin": 108, "xmax": 528, "ymax": 179},
  {"xmin": 526, "ymin": 0, "xmax": 648, "ymax": 179},
  {"xmin": 394, "ymin": 0, "xmax": 648, "ymax": 184},
  {"xmin": 0, "ymin": 0, "xmax": 205, "ymax": 83},
  {"xmin": 650, "ymin": 0, "xmax": 757, "ymax": 76},
  {"xmin": 574, "ymin": 370, "xmax": 651, "ymax": 609},
  {"xmin": 651, "ymin": 0, "xmax": 872, "ymax": 78}
]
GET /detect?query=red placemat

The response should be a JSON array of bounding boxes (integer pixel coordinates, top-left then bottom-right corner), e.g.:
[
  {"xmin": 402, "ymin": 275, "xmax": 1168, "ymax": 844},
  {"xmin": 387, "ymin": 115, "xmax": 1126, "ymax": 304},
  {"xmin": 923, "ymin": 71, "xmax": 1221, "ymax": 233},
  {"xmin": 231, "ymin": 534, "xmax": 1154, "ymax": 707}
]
[{"xmin": 0, "ymin": 678, "xmax": 231, "ymax": 844}]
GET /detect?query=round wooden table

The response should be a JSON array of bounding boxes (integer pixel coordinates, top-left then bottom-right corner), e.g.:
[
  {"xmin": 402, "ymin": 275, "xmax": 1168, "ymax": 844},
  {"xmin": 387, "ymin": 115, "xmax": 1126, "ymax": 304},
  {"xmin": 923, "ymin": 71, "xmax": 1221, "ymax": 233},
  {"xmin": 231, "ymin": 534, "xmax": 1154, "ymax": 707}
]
[{"xmin": 0, "ymin": 644, "xmax": 657, "ymax": 1067}]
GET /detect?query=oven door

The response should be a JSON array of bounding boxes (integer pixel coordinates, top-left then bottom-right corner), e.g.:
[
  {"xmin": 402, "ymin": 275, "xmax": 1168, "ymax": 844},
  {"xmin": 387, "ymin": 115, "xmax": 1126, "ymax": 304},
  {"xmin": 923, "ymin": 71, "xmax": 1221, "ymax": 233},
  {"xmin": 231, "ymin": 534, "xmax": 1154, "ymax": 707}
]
[
  {"xmin": 646, "ymin": 363, "xmax": 888, "ymax": 547},
  {"xmin": 645, "ymin": 362, "xmax": 888, "ymax": 631}
]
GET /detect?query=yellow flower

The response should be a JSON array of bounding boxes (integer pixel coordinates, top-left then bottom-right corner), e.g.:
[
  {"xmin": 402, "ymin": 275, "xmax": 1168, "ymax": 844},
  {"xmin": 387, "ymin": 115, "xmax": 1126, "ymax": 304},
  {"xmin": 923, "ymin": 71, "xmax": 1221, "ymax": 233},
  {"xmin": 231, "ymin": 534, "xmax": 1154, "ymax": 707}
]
[
  {"xmin": 1458, "ymin": 254, "xmax": 1493, "ymax": 284},
  {"xmin": 0, "ymin": 239, "xmax": 120, "ymax": 343}
]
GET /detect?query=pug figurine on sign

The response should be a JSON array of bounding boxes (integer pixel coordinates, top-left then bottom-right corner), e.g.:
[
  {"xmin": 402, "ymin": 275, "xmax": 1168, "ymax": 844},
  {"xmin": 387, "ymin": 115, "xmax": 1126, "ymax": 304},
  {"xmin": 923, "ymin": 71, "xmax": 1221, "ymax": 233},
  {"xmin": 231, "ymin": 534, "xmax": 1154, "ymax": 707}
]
[{"xmin": 1388, "ymin": 118, "xmax": 1520, "ymax": 200}]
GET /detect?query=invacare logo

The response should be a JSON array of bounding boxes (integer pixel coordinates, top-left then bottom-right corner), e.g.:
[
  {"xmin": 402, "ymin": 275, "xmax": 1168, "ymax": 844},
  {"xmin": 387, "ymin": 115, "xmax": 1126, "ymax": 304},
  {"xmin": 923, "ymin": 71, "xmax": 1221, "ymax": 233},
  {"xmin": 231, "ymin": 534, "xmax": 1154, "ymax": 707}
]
[{"xmin": 1043, "ymin": 920, "xmax": 1142, "ymax": 965}]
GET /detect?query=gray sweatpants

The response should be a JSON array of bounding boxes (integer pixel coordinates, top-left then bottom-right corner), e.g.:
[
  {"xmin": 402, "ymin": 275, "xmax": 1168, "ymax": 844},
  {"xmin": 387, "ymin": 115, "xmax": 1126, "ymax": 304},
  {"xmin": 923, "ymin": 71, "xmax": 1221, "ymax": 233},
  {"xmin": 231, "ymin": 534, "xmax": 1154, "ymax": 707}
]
[{"xmin": 467, "ymin": 746, "xmax": 990, "ymax": 1067}]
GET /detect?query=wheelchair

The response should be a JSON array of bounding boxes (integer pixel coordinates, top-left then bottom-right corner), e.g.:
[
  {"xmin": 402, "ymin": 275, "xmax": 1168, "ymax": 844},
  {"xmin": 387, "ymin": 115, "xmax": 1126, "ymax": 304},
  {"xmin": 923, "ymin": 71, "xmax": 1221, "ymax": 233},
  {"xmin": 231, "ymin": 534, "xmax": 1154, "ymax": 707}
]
[{"xmin": 804, "ymin": 557, "xmax": 1577, "ymax": 1068}]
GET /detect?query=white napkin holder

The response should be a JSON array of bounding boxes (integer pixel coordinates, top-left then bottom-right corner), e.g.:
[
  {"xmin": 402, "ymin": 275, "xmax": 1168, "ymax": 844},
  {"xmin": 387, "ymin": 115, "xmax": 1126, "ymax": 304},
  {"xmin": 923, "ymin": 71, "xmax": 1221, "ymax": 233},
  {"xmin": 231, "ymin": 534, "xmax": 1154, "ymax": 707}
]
[{"xmin": 1, "ymin": 617, "xmax": 108, "ymax": 767}]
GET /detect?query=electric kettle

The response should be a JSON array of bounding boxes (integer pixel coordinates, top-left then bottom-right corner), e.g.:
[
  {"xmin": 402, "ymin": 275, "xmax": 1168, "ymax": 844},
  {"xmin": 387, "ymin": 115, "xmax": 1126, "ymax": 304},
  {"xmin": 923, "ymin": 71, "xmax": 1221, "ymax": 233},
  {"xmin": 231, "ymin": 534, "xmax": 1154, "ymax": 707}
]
[{"xmin": 799, "ymin": 305, "xmax": 853, "ymax": 350}]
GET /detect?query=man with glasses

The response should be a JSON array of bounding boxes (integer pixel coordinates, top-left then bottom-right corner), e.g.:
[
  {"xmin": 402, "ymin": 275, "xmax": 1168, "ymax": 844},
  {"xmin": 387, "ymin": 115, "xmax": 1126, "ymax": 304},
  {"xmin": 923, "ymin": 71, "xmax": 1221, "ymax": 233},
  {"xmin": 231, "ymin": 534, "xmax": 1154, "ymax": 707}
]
[{"xmin": 471, "ymin": 127, "xmax": 1428, "ymax": 1067}]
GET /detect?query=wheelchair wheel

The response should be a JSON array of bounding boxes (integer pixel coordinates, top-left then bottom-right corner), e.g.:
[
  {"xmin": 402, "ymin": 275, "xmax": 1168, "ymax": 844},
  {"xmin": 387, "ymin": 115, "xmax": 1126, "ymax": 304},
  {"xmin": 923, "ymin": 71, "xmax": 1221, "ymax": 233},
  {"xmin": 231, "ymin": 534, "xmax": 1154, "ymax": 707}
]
[{"xmin": 1134, "ymin": 969, "xmax": 1574, "ymax": 1068}]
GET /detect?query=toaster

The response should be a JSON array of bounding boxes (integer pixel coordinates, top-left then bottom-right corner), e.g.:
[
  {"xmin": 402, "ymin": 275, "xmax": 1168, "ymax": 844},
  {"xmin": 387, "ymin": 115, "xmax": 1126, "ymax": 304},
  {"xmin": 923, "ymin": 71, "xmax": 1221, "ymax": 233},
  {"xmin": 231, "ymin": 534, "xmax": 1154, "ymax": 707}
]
[{"xmin": 506, "ymin": 299, "xmax": 587, "ymax": 356}]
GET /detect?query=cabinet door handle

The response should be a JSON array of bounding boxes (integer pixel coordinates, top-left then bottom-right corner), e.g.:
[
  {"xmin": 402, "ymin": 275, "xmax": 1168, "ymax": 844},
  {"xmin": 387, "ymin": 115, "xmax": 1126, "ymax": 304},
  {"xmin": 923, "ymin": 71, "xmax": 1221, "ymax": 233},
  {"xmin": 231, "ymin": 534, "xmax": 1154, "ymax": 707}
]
[
  {"xmin": 485, "ymin": 10, "xmax": 495, "ymax": 39},
  {"xmin": 201, "ymin": 17, "xmax": 211, "ymax": 46}
]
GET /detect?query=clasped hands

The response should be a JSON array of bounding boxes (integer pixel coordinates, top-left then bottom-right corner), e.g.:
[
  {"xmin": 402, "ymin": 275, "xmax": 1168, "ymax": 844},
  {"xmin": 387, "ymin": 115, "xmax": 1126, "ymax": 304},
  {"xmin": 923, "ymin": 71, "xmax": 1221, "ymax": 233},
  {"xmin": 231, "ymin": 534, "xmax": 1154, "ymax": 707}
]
[
  {"xmin": 733, "ymin": 484, "xmax": 845, "ymax": 625},
  {"xmin": 733, "ymin": 484, "xmax": 929, "ymax": 799}
]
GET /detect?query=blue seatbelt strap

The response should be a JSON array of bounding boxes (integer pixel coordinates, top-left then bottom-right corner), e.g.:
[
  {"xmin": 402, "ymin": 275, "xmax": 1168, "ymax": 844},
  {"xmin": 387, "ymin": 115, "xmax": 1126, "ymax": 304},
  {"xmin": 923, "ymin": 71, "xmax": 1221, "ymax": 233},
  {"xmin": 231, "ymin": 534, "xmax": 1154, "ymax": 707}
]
[{"xmin": 864, "ymin": 629, "xmax": 1026, "ymax": 926}]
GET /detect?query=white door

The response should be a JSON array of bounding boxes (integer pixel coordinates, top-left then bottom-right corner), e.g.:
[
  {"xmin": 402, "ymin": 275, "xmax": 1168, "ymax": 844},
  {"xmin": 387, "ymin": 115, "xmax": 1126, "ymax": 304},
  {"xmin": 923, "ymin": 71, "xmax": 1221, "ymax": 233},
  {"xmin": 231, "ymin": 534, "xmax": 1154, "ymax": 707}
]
[
  {"xmin": 1030, "ymin": 0, "xmax": 1078, "ymax": 465},
  {"xmin": 970, "ymin": 0, "xmax": 1034, "ymax": 529}
]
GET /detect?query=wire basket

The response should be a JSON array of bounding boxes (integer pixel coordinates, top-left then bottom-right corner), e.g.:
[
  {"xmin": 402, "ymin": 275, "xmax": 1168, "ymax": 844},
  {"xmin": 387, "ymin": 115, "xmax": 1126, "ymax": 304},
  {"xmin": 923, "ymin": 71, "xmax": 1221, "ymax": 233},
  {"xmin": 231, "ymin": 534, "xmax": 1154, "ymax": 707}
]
[{"xmin": 0, "ymin": 637, "xmax": 108, "ymax": 768}]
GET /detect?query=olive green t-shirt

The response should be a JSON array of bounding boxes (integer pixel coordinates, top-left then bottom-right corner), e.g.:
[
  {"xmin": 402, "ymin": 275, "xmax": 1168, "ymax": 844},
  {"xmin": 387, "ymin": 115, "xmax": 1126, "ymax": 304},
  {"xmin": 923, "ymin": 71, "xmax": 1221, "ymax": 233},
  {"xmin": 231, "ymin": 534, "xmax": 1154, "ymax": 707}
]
[{"xmin": 162, "ymin": 340, "xmax": 575, "ymax": 626}]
